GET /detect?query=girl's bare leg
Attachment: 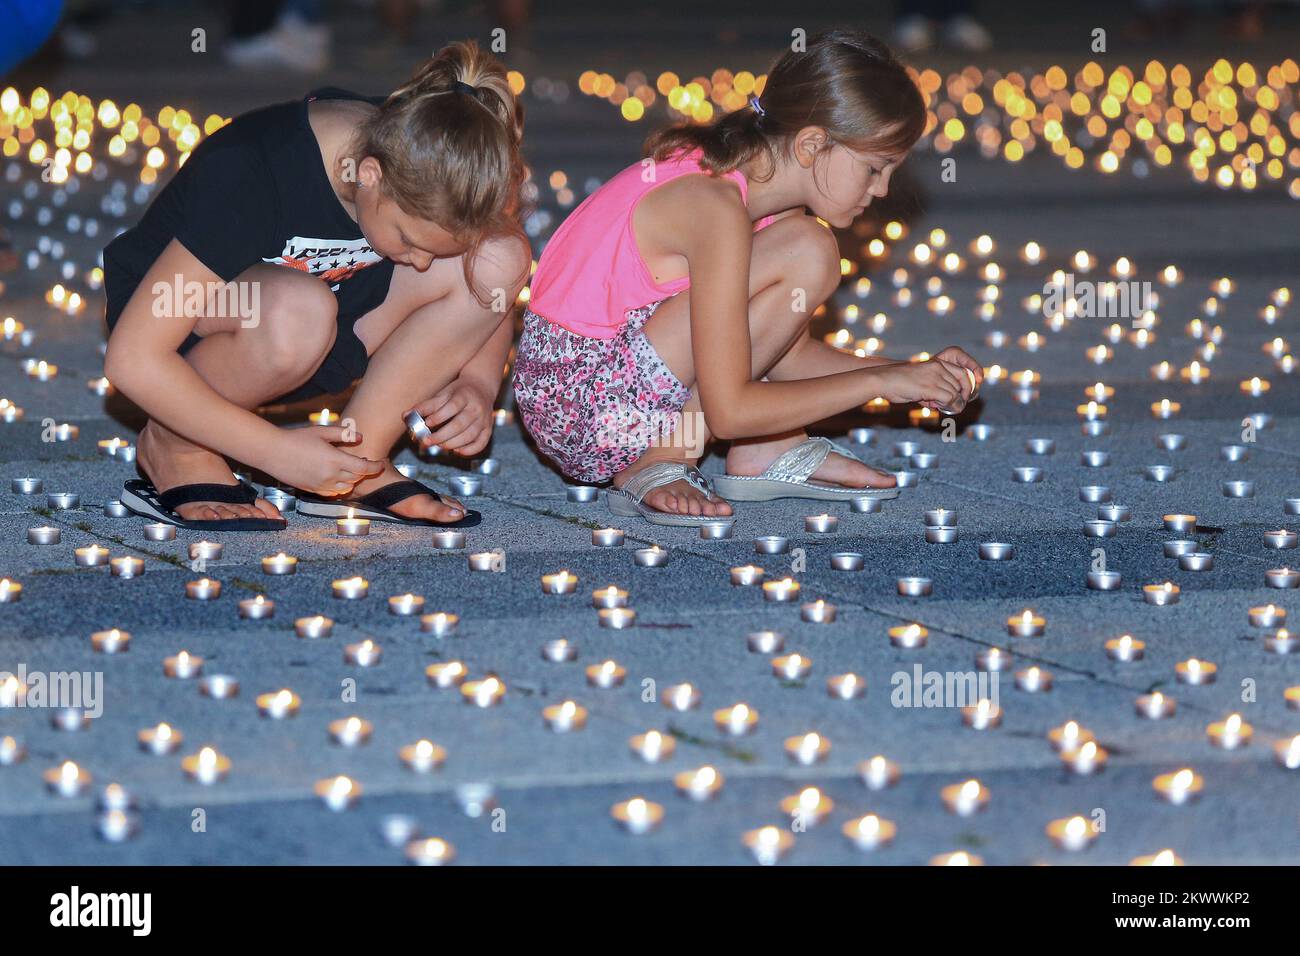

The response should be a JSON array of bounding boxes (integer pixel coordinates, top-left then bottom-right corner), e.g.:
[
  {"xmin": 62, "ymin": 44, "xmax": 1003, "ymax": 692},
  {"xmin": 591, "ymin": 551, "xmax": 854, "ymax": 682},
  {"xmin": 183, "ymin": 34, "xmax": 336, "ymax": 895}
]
[
  {"xmin": 136, "ymin": 265, "xmax": 343, "ymax": 521},
  {"xmin": 627, "ymin": 217, "xmax": 893, "ymax": 516},
  {"xmin": 341, "ymin": 237, "xmax": 528, "ymax": 522}
]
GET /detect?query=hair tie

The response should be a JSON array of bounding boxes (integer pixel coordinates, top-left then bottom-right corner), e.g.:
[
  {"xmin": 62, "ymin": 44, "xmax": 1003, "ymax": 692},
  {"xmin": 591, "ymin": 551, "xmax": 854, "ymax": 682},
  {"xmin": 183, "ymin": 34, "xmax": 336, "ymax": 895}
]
[
  {"xmin": 453, "ymin": 80, "xmax": 478, "ymax": 97},
  {"xmin": 748, "ymin": 95, "xmax": 766, "ymax": 119}
]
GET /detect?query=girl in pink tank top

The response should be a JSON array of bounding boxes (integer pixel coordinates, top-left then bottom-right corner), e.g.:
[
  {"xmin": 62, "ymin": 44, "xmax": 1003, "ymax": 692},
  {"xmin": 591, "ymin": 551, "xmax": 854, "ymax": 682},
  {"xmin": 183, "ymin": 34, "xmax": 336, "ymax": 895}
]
[{"xmin": 514, "ymin": 30, "xmax": 984, "ymax": 525}]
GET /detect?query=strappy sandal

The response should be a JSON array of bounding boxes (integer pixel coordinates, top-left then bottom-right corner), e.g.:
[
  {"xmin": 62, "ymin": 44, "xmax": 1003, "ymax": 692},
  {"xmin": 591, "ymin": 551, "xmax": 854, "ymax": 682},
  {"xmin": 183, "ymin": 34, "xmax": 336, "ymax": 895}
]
[
  {"xmin": 709, "ymin": 436, "xmax": 903, "ymax": 502},
  {"xmin": 121, "ymin": 477, "xmax": 289, "ymax": 531},
  {"xmin": 296, "ymin": 477, "xmax": 482, "ymax": 528},
  {"xmin": 607, "ymin": 461, "xmax": 734, "ymax": 527}
]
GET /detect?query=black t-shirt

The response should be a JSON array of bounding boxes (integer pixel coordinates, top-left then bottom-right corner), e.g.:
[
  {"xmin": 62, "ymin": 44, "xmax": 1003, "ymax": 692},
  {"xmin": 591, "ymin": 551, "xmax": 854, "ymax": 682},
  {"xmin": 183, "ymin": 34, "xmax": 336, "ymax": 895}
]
[{"xmin": 104, "ymin": 88, "xmax": 387, "ymax": 294}]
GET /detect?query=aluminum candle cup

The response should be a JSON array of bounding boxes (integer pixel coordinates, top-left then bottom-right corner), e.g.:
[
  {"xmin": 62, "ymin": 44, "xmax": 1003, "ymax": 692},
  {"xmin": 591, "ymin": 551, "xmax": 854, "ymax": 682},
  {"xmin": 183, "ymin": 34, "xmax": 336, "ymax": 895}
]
[
  {"xmin": 1179, "ymin": 552, "xmax": 1214, "ymax": 572},
  {"xmin": 238, "ymin": 595, "xmax": 274, "ymax": 620},
  {"xmin": 894, "ymin": 440, "xmax": 921, "ymax": 458},
  {"xmin": 467, "ymin": 552, "xmax": 498, "ymax": 571},
  {"xmin": 1152, "ymin": 769, "xmax": 1203, "ymax": 805},
  {"xmin": 747, "ymin": 630, "xmax": 784, "ymax": 654},
  {"xmin": 426, "ymin": 662, "xmax": 468, "ymax": 688},
  {"xmin": 1046, "ymin": 816, "xmax": 1097, "ymax": 852},
  {"xmin": 892, "ymin": 471, "xmax": 919, "ymax": 488},
  {"xmin": 1047, "ymin": 721, "xmax": 1095, "ymax": 752},
  {"xmin": 189, "ymin": 541, "xmax": 223, "ymax": 562},
  {"xmin": 754, "ymin": 535, "xmax": 790, "ymax": 555},
  {"xmin": 11, "ymin": 477, "xmax": 42, "ymax": 495},
  {"xmin": 831, "ymin": 552, "xmax": 864, "ymax": 571},
  {"xmin": 804, "ymin": 514, "xmax": 839, "ymax": 534},
  {"xmin": 785, "ymin": 732, "xmax": 831, "ymax": 765},
  {"xmin": 1025, "ymin": 438, "xmax": 1055, "ymax": 456},
  {"xmin": 1266, "ymin": 568, "xmax": 1300, "ymax": 589},
  {"xmin": 1264, "ymin": 530, "xmax": 1299, "ymax": 550},
  {"xmin": 344, "ymin": 640, "xmax": 382, "ymax": 667},
  {"xmin": 403, "ymin": 409, "xmax": 433, "ymax": 444},
  {"xmin": 848, "ymin": 427, "xmax": 875, "ymax": 444},
  {"xmin": 566, "ymin": 485, "xmax": 599, "ymax": 503},
  {"xmin": 261, "ymin": 552, "xmax": 298, "ymax": 575},
  {"xmin": 592, "ymin": 527, "xmax": 624, "ymax": 547},
  {"xmin": 336, "ymin": 512, "xmax": 370, "ymax": 537},
  {"xmin": 762, "ymin": 578, "xmax": 801, "ymax": 602},
  {"xmin": 420, "ymin": 612, "xmax": 459, "ymax": 636},
  {"xmin": 185, "ymin": 578, "xmax": 221, "ymax": 600},
  {"xmin": 47, "ymin": 492, "xmax": 79, "ymax": 510},
  {"xmin": 400, "ymin": 740, "xmax": 447, "ymax": 773},
  {"xmin": 826, "ymin": 673, "xmax": 866, "ymax": 700},
  {"xmin": 663, "ymin": 683, "xmax": 701, "ymax": 711},
  {"xmin": 331, "ymin": 576, "xmax": 369, "ymax": 600},
  {"xmin": 979, "ymin": 542, "xmax": 1014, "ymax": 560},
  {"xmin": 143, "ymin": 522, "xmax": 175, "ymax": 542},
  {"xmin": 182, "ymin": 747, "xmax": 231, "ymax": 785},
  {"xmin": 163, "ymin": 652, "xmax": 203, "ymax": 679},
  {"xmin": 1016, "ymin": 667, "xmax": 1053, "ymax": 692},
  {"xmin": 1157, "ymin": 434, "xmax": 1187, "ymax": 451},
  {"xmin": 315, "ymin": 776, "xmax": 360, "ymax": 812},
  {"xmin": 611, "ymin": 798, "xmax": 664, "ymax": 835},
  {"xmin": 1221, "ymin": 444, "xmax": 1249, "ymax": 462},
  {"xmin": 1145, "ymin": 466, "xmax": 1175, "ymax": 483},
  {"xmin": 295, "ymin": 615, "xmax": 333, "ymax": 639},
  {"xmin": 1105, "ymin": 635, "xmax": 1145, "ymax": 661},
  {"xmin": 851, "ymin": 496, "xmax": 884, "ymax": 513},
  {"xmin": 859, "ymin": 755, "xmax": 901, "ymax": 791},
  {"xmin": 385, "ymin": 593, "xmax": 425, "ymax": 616},
  {"xmin": 198, "ymin": 674, "xmax": 239, "ymax": 699},
  {"xmin": 1082, "ymin": 420, "xmax": 1108, "ymax": 437},
  {"xmin": 541, "ymin": 571, "xmax": 578, "ymax": 594},
  {"xmin": 138, "ymin": 723, "xmax": 182, "ymax": 755},
  {"xmin": 924, "ymin": 509, "xmax": 957, "ymax": 527},
  {"xmin": 261, "ymin": 488, "xmax": 296, "ymax": 512},
  {"xmin": 941, "ymin": 780, "xmax": 989, "ymax": 816},
  {"xmin": 91, "ymin": 629, "xmax": 130, "ymax": 654},
  {"xmin": 1080, "ymin": 485, "xmax": 1111, "ymax": 503},
  {"xmin": 975, "ymin": 647, "xmax": 1015, "ymax": 672},
  {"xmin": 44, "ymin": 761, "xmax": 92, "ymax": 797},
  {"xmin": 1136, "ymin": 692, "xmax": 1176, "ymax": 719},
  {"xmin": 889, "ymin": 623, "xmax": 928, "ymax": 648},
  {"xmin": 1273, "ymin": 736, "xmax": 1300, "ymax": 769},
  {"xmin": 1084, "ymin": 520, "xmax": 1117, "ymax": 539},
  {"xmin": 967, "ymin": 424, "xmax": 995, "ymax": 441},
  {"xmin": 1249, "ymin": 604, "xmax": 1286, "ymax": 628},
  {"xmin": 1098, "ymin": 504, "xmax": 1131, "ymax": 522},
  {"xmin": 26, "ymin": 526, "xmax": 60, "ymax": 545},
  {"xmin": 449, "ymin": 475, "xmax": 482, "ymax": 496},
  {"xmin": 772, "ymin": 654, "xmax": 812, "ymax": 681},
  {"xmin": 1060, "ymin": 741, "xmax": 1108, "ymax": 775},
  {"xmin": 432, "ymin": 530, "xmax": 466, "ymax": 550},
  {"xmin": 0, "ymin": 579, "xmax": 21, "ymax": 602},
  {"xmin": 586, "ymin": 660, "xmax": 626, "ymax": 688},
  {"xmin": 1143, "ymin": 582, "xmax": 1180, "ymax": 605},
  {"xmin": 256, "ymin": 689, "xmax": 300, "ymax": 719},
  {"xmin": 1207, "ymin": 713, "xmax": 1253, "ymax": 749},
  {"xmin": 542, "ymin": 701, "xmax": 588, "ymax": 733},
  {"xmin": 1081, "ymin": 451, "xmax": 1110, "ymax": 468},
  {"xmin": 1286, "ymin": 498, "xmax": 1300, "ymax": 516},
  {"xmin": 781, "ymin": 787, "xmax": 833, "ymax": 827},
  {"xmin": 52, "ymin": 707, "xmax": 93, "ymax": 732},
  {"xmin": 1163, "ymin": 514, "xmax": 1197, "ymax": 534},
  {"xmin": 1264, "ymin": 629, "xmax": 1298, "ymax": 654},
  {"xmin": 633, "ymin": 546, "xmax": 669, "ymax": 567},
  {"xmin": 699, "ymin": 520, "xmax": 734, "ymax": 540},
  {"xmin": 961, "ymin": 700, "xmax": 1002, "ymax": 729},
  {"xmin": 1012, "ymin": 467, "xmax": 1043, "ymax": 483},
  {"xmin": 925, "ymin": 526, "xmax": 958, "ymax": 544},
  {"xmin": 1007, "ymin": 610, "xmax": 1046, "ymax": 637},
  {"xmin": 714, "ymin": 703, "xmax": 759, "ymax": 736},
  {"xmin": 630, "ymin": 731, "xmax": 675, "ymax": 763},
  {"xmin": 1222, "ymin": 480, "xmax": 1255, "ymax": 498},
  {"xmin": 897, "ymin": 577, "xmax": 932, "ymax": 597},
  {"xmin": 910, "ymin": 453, "xmax": 938, "ymax": 470},
  {"xmin": 598, "ymin": 607, "xmax": 636, "ymax": 629},
  {"xmin": 801, "ymin": 600, "xmax": 837, "ymax": 624},
  {"xmin": 329, "ymin": 717, "xmax": 373, "ymax": 747},
  {"xmin": 730, "ymin": 565, "xmax": 765, "ymax": 586},
  {"xmin": 592, "ymin": 586, "xmax": 629, "ymax": 609}
]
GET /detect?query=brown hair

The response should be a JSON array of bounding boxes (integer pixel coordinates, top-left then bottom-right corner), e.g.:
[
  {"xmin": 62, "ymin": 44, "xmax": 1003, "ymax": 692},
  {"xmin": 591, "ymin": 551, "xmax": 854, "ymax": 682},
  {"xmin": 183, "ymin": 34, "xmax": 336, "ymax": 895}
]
[
  {"xmin": 646, "ymin": 29, "xmax": 925, "ymax": 182},
  {"xmin": 351, "ymin": 40, "xmax": 529, "ymax": 298}
]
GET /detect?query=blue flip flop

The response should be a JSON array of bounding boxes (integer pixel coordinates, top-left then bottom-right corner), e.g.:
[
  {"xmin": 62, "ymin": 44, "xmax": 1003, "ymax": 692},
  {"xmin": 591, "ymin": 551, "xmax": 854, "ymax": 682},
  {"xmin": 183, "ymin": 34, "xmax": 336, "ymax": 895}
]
[{"xmin": 295, "ymin": 477, "xmax": 482, "ymax": 528}]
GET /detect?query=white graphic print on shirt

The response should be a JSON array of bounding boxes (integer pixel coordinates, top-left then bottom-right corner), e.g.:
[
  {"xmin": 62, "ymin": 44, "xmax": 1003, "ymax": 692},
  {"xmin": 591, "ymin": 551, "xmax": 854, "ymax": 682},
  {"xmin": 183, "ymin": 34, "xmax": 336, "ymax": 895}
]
[{"xmin": 263, "ymin": 236, "xmax": 383, "ymax": 289}]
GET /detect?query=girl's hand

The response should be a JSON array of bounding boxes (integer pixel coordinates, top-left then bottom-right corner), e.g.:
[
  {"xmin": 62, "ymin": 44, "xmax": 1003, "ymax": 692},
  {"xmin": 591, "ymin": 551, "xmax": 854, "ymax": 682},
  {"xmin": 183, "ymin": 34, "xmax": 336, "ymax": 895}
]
[
  {"xmin": 273, "ymin": 425, "xmax": 386, "ymax": 496},
  {"xmin": 874, "ymin": 359, "xmax": 971, "ymax": 412},
  {"xmin": 918, "ymin": 347, "xmax": 983, "ymax": 410},
  {"xmin": 408, "ymin": 379, "xmax": 494, "ymax": 457}
]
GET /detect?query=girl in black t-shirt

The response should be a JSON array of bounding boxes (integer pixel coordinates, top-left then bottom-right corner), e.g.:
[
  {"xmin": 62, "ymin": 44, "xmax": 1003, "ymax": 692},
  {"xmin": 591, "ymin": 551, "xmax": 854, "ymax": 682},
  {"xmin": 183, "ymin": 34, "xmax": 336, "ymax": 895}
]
[{"xmin": 103, "ymin": 40, "xmax": 529, "ymax": 530}]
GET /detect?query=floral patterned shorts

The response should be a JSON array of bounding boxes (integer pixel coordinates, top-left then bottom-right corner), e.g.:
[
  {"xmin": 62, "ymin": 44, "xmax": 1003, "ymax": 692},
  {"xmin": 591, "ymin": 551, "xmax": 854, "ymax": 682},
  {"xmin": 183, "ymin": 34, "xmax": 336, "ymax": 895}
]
[{"xmin": 513, "ymin": 301, "xmax": 693, "ymax": 483}]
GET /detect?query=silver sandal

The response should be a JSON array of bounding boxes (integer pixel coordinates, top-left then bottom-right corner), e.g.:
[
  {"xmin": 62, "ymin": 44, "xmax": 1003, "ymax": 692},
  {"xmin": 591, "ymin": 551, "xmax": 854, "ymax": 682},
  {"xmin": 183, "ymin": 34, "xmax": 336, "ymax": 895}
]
[
  {"xmin": 709, "ymin": 437, "xmax": 902, "ymax": 502},
  {"xmin": 607, "ymin": 462, "xmax": 733, "ymax": 527}
]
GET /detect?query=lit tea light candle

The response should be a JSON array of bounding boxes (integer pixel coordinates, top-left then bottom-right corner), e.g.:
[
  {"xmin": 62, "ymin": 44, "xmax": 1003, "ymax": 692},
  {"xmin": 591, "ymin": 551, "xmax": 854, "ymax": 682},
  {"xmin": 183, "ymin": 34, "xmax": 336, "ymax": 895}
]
[
  {"xmin": 1151, "ymin": 399, "xmax": 1181, "ymax": 419},
  {"xmin": 941, "ymin": 779, "xmax": 989, "ymax": 816},
  {"xmin": 961, "ymin": 698, "xmax": 1002, "ymax": 729},
  {"xmin": 1060, "ymin": 740, "xmax": 1108, "ymax": 775},
  {"xmin": 1265, "ymin": 628, "xmax": 1298, "ymax": 655},
  {"xmin": 387, "ymin": 592, "xmax": 425, "ymax": 616},
  {"xmin": 336, "ymin": 508, "xmax": 370, "ymax": 537},
  {"xmin": 138, "ymin": 722, "xmax": 182, "ymax": 755},
  {"xmin": 109, "ymin": 557, "xmax": 144, "ymax": 578},
  {"xmin": 420, "ymin": 611, "xmax": 458, "ymax": 636},
  {"xmin": 784, "ymin": 731, "xmax": 830, "ymax": 765},
  {"xmin": 889, "ymin": 622, "xmax": 928, "ymax": 648},
  {"xmin": 801, "ymin": 599, "xmax": 837, "ymax": 624},
  {"xmin": 780, "ymin": 786, "xmax": 833, "ymax": 827},
  {"xmin": 611, "ymin": 797, "xmax": 663, "ymax": 835},
  {"xmin": 1136, "ymin": 691, "xmax": 1176, "ymax": 719},
  {"xmin": 730, "ymin": 565, "xmax": 765, "ymax": 586},
  {"xmin": 405, "ymin": 837, "xmax": 454, "ymax": 865},
  {"xmin": 329, "ymin": 716, "xmax": 373, "ymax": 747},
  {"xmin": 1016, "ymin": 666, "xmax": 1053, "ymax": 692},
  {"xmin": 1153, "ymin": 768, "xmax": 1203, "ymax": 805},
  {"xmin": 182, "ymin": 747, "xmax": 230, "ymax": 785},
  {"xmin": 261, "ymin": 552, "xmax": 298, "ymax": 575},
  {"xmin": 586, "ymin": 659, "xmax": 626, "ymax": 688},
  {"xmin": 198, "ymin": 674, "xmax": 240, "ymax": 699},
  {"xmin": 44, "ymin": 760, "xmax": 91, "ymax": 797},
  {"xmin": 185, "ymin": 577, "xmax": 221, "ymax": 601},
  {"xmin": 1175, "ymin": 658, "xmax": 1216, "ymax": 685},
  {"xmin": 592, "ymin": 527, "xmax": 624, "ymax": 547},
  {"xmin": 26, "ymin": 526, "xmax": 60, "ymax": 545},
  {"xmin": 1207, "ymin": 713, "xmax": 1252, "ymax": 750},
  {"xmin": 1265, "ymin": 530, "xmax": 1299, "ymax": 550},
  {"xmin": 189, "ymin": 540, "xmax": 222, "ymax": 562},
  {"xmin": 432, "ymin": 530, "xmax": 466, "ymax": 550},
  {"xmin": 1007, "ymin": 609, "xmax": 1045, "ymax": 637},
  {"xmin": 743, "ymin": 825, "xmax": 794, "ymax": 865},
  {"xmin": 540, "ymin": 638, "xmax": 577, "ymax": 663},
  {"xmin": 714, "ymin": 703, "xmax": 758, "ymax": 736},
  {"xmin": 762, "ymin": 577, "xmax": 800, "ymax": 602},
  {"xmin": 772, "ymin": 654, "xmax": 812, "ymax": 681},
  {"xmin": 804, "ymin": 513, "xmax": 838, "ymax": 534},
  {"xmin": 541, "ymin": 570, "xmax": 578, "ymax": 595},
  {"xmin": 1249, "ymin": 604, "xmax": 1285, "ymax": 628},
  {"xmin": 256, "ymin": 689, "xmax": 300, "ymax": 719},
  {"xmin": 1132, "ymin": 849, "xmax": 1184, "ymax": 866},
  {"xmin": 90, "ymin": 628, "xmax": 130, "ymax": 654},
  {"xmin": 1047, "ymin": 815, "xmax": 1097, "ymax": 852},
  {"xmin": 143, "ymin": 522, "xmax": 175, "ymax": 542},
  {"xmin": 675, "ymin": 766, "xmax": 723, "ymax": 801},
  {"xmin": 843, "ymin": 814, "xmax": 896, "ymax": 851},
  {"xmin": 542, "ymin": 700, "xmax": 588, "ymax": 733},
  {"xmin": 630, "ymin": 730, "xmax": 676, "ymax": 763},
  {"xmin": 975, "ymin": 647, "xmax": 1014, "ymax": 672},
  {"xmin": 827, "ymin": 673, "xmax": 866, "ymax": 700},
  {"xmin": 598, "ymin": 607, "xmax": 636, "ymax": 629},
  {"xmin": 1240, "ymin": 376, "xmax": 1271, "ymax": 396},
  {"xmin": 0, "ymin": 401, "xmax": 22, "ymax": 423},
  {"xmin": 461, "ymin": 676, "xmax": 506, "ymax": 707},
  {"xmin": 332, "ymin": 576, "xmax": 369, "ymax": 600},
  {"xmin": 315, "ymin": 776, "xmax": 360, "ymax": 812},
  {"xmin": 1163, "ymin": 514, "xmax": 1197, "ymax": 534},
  {"xmin": 1273, "ymin": 735, "xmax": 1300, "ymax": 770},
  {"xmin": 343, "ymin": 639, "xmax": 382, "ymax": 667},
  {"xmin": 1266, "ymin": 567, "xmax": 1300, "ymax": 589},
  {"xmin": 400, "ymin": 739, "xmax": 447, "ymax": 773},
  {"xmin": 857, "ymin": 755, "xmax": 900, "ymax": 790},
  {"xmin": 633, "ymin": 545, "xmax": 669, "ymax": 567},
  {"xmin": 1105, "ymin": 635, "xmax": 1145, "ymax": 661},
  {"xmin": 592, "ymin": 585, "xmax": 628, "ymax": 609},
  {"xmin": 308, "ymin": 407, "xmax": 339, "ymax": 426},
  {"xmin": 295, "ymin": 615, "xmax": 333, "ymax": 639},
  {"xmin": 26, "ymin": 360, "xmax": 57, "ymax": 381},
  {"xmin": 163, "ymin": 651, "xmax": 203, "ymax": 679},
  {"xmin": 426, "ymin": 661, "xmax": 468, "ymax": 688},
  {"xmin": 1143, "ymin": 582, "xmax": 1180, "ymax": 606},
  {"xmin": 51, "ymin": 707, "xmax": 93, "ymax": 732},
  {"xmin": 238, "ymin": 594, "xmax": 274, "ymax": 620},
  {"xmin": 1047, "ymin": 720, "xmax": 1094, "ymax": 752}
]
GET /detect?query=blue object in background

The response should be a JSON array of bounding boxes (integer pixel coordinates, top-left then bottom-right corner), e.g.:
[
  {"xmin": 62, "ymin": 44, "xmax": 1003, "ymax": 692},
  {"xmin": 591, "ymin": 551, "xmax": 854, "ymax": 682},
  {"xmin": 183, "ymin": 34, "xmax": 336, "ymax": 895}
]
[{"xmin": 0, "ymin": 0, "xmax": 64, "ymax": 77}]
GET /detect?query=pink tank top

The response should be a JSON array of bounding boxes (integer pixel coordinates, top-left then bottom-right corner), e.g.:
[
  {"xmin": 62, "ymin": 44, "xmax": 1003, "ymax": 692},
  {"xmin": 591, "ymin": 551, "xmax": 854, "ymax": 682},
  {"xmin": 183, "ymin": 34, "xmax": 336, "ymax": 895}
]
[{"xmin": 528, "ymin": 150, "xmax": 771, "ymax": 339}]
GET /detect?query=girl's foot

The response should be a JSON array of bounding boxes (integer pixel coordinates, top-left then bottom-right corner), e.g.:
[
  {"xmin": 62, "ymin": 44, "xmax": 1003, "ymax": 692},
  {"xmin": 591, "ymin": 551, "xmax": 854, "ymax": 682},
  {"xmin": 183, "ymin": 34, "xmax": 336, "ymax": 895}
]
[
  {"xmin": 347, "ymin": 461, "xmax": 467, "ymax": 523},
  {"xmin": 725, "ymin": 433, "xmax": 897, "ymax": 489},
  {"xmin": 136, "ymin": 421, "xmax": 283, "ymax": 522},
  {"xmin": 612, "ymin": 455, "xmax": 734, "ymax": 518}
]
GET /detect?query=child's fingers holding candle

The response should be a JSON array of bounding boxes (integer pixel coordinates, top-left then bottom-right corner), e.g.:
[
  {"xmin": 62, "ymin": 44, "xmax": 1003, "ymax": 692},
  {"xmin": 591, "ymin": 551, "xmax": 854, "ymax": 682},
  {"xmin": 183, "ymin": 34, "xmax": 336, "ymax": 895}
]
[{"xmin": 276, "ymin": 426, "xmax": 387, "ymax": 496}]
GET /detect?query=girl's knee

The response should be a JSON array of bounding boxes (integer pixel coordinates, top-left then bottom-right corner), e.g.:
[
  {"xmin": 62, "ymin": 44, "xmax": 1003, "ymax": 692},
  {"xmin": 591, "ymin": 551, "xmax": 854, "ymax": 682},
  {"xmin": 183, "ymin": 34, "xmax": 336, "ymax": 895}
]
[
  {"xmin": 251, "ymin": 275, "xmax": 338, "ymax": 374},
  {"xmin": 783, "ymin": 218, "xmax": 842, "ymax": 300}
]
